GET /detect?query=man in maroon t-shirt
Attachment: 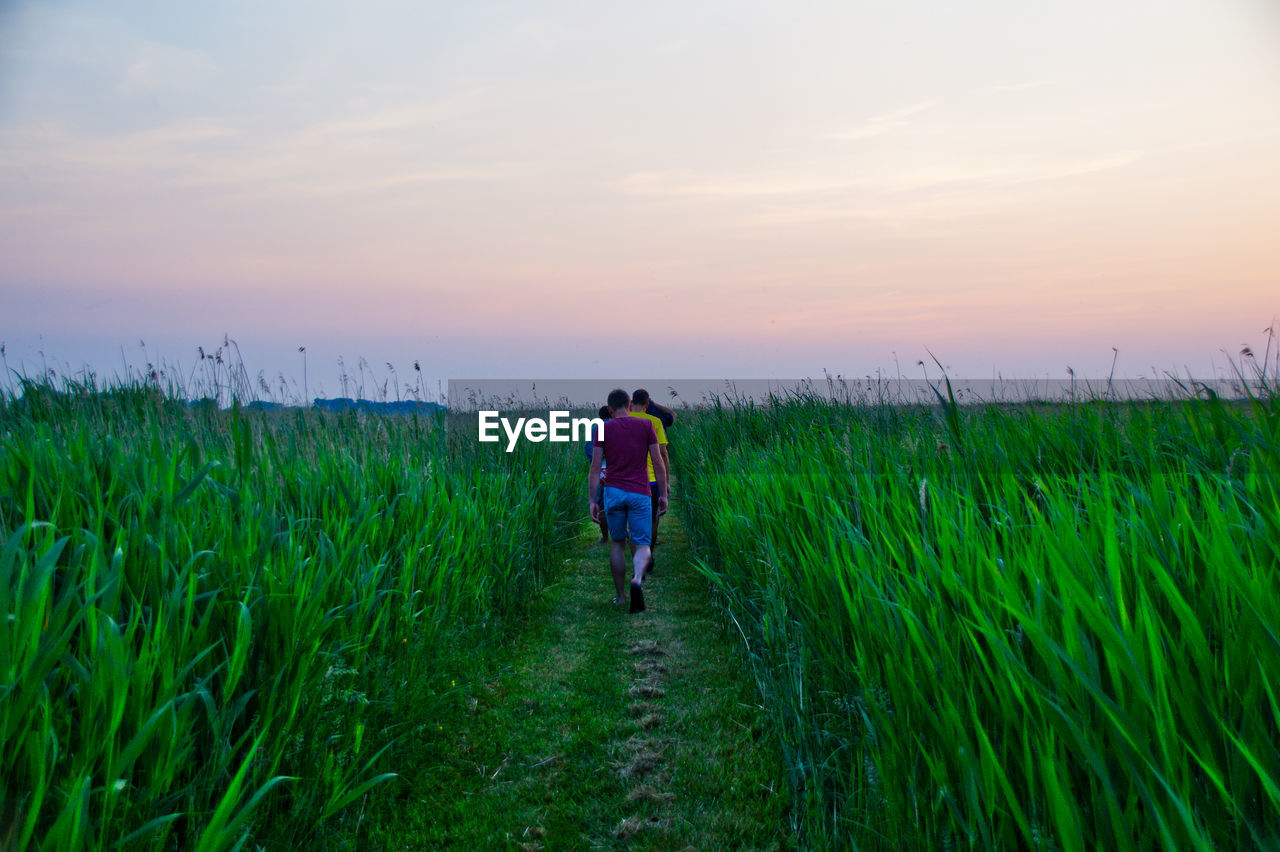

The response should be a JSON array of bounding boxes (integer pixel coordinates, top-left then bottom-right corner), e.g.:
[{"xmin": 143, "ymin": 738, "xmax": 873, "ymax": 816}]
[{"xmin": 588, "ymin": 388, "xmax": 669, "ymax": 613}]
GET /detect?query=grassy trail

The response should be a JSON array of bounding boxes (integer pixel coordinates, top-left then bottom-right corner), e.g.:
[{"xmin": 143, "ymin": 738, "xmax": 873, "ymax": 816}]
[{"xmin": 376, "ymin": 511, "xmax": 789, "ymax": 850}]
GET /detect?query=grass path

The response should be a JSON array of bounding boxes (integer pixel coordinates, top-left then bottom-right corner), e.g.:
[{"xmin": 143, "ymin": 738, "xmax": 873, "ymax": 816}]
[{"xmin": 374, "ymin": 512, "xmax": 789, "ymax": 850}]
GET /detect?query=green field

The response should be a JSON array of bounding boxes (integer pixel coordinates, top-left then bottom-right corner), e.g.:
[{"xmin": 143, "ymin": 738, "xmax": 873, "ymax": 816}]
[
  {"xmin": 677, "ymin": 384, "xmax": 1280, "ymax": 850},
  {"xmin": 0, "ymin": 381, "xmax": 580, "ymax": 849},
  {"xmin": 3, "ymin": 374, "xmax": 1278, "ymax": 850}
]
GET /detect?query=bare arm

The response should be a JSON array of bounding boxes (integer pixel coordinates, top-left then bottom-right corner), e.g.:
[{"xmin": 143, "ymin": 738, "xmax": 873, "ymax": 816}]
[
  {"xmin": 649, "ymin": 400, "xmax": 676, "ymax": 424},
  {"xmin": 589, "ymin": 446, "xmax": 604, "ymax": 519},
  {"xmin": 648, "ymin": 442, "xmax": 668, "ymax": 515}
]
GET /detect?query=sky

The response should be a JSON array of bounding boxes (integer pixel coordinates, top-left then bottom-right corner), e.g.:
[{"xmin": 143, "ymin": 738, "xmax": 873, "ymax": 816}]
[{"xmin": 2, "ymin": 0, "xmax": 1278, "ymax": 401}]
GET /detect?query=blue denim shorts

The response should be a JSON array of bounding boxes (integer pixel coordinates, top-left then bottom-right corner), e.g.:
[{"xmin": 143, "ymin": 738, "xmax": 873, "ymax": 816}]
[{"xmin": 603, "ymin": 486, "xmax": 653, "ymax": 546}]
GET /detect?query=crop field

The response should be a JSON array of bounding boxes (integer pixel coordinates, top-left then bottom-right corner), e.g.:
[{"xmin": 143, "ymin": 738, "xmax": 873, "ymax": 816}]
[
  {"xmin": 677, "ymin": 383, "xmax": 1280, "ymax": 850},
  {"xmin": 2, "ymin": 373, "xmax": 1278, "ymax": 850}
]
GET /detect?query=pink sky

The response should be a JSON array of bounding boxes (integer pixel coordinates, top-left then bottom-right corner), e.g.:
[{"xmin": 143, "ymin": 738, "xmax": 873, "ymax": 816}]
[{"xmin": 2, "ymin": 0, "xmax": 1278, "ymax": 398}]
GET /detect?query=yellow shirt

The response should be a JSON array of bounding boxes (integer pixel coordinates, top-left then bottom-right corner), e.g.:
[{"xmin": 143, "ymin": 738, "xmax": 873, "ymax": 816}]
[{"xmin": 628, "ymin": 410, "xmax": 667, "ymax": 483}]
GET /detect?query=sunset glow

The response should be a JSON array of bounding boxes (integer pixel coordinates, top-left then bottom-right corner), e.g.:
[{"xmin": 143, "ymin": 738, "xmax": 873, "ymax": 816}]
[{"xmin": 3, "ymin": 0, "xmax": 1278, "ymax": 396}]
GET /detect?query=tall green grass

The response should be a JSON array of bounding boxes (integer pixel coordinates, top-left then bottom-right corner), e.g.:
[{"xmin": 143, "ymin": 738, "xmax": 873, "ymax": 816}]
[
  {"xmin": 0, "ymin": 379, "xmax": 579, "ymax": 849},
  {"xmin": 678, "ymin": 386, "xmax": 1280, "ymax": 850}
]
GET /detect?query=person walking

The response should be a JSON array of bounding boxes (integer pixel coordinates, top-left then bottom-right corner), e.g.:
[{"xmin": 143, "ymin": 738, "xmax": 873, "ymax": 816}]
[
  {"xmin": 628, "ymin": 388, "xmax": 669, "ymax": 556},
  {"xmin": 644, "ymin": 394, "xmax": 677, "ymax": 430},
  {"xmin": 588, "ymin": 388, "xmax": 668, "ymax": 613}
]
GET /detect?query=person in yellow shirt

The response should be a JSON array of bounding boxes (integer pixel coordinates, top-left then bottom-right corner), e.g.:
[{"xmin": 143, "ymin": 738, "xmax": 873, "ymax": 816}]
[{"xmin": 628, "ymin": 388, "xmax": 668, "ymax": 565}]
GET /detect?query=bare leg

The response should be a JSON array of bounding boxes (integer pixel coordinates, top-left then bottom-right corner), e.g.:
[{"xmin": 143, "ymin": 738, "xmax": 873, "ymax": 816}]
[
  {"xmin": 610, "ymin": 540, "xmax": 628, "ymax": 602},
  {"xmin": 632, "ymin": 545, "xmax": 651, "ymax": 585},
  {"xmin": 629, "ymin": 544, "xmax": 651, "ymax": 613},
  {"xmin": 628, "ymin": 537, "xmax": 652, "ymax": 573},
  {"xmin": 648, "ymin": 505, "xmax": 659, "ymax": 571}
]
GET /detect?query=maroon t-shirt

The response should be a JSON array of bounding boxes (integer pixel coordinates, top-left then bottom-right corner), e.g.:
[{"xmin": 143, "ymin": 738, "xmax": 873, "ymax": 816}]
[{"xmin": 595, "ymin": 416, "xmax": 657, "ymax": 497}]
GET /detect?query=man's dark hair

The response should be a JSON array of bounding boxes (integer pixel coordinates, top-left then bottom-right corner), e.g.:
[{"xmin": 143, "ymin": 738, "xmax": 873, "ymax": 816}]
[
  {"xmin": 597, "ymin": 405, "xmax": 612, "ymax": 420},
  {"xmin": 631, "ymin": 388, "xmax": 650, "ymax": 406},
  {"xmin": 607, "ymin": 388, "xmax": 630, "ymax": 411}
]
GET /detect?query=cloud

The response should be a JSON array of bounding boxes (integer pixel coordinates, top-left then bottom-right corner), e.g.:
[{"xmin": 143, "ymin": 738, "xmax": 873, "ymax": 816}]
[
  {"xmin": 3, "ymin": 6, "xmax": 222, "ymax": 105},
  {"xmin": 862, "ymin": 151, "xmax": 1147, "ymax": 193},
  {"xmin": 615, "ymin": 170, "xmax": 857, "ymax": 198},
  {"xmin": 304, "ymin": 89, "xmax": 495, "ymax": 139},
  {"xmin": 0, "ymin": 92, "xmax": 505, "ymax": 204},
  {"xmin": 986, "ymin": 80, "xmax": 1054, "ymax": 94},
  {"xmin": 825, "ymin": 100, "xmax": 940, "ymax": 142},
  {"xmin": 0, "ymin": 117, "xmax": 237, "ymax": 175},
  {"xmin": 118, "ymin": 42, "xmax": 222, "ymax": 96},
  {"xmin": 614, "ymin": 150, "xmax": 1146, "ymax": 205}
]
